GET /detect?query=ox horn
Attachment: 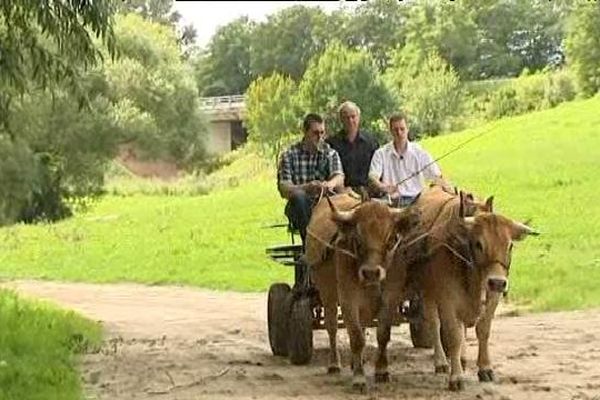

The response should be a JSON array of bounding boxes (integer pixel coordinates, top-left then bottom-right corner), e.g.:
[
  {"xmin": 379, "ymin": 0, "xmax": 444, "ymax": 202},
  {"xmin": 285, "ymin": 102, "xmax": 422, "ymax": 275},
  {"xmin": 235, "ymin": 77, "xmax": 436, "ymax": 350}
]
[
  {"xmin": 327, "ymin": 194, "xmax": 356, "ymax": 223},
  {"xmin": 511, "ymin": 221, "xmax": 540, "ymax": 240}
]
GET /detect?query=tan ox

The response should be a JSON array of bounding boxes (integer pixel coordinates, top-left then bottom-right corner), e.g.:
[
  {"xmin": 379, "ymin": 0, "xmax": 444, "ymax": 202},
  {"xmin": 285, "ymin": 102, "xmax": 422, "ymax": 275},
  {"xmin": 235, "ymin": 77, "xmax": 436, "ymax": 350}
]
[
  {"xmin": 376, "ymin": 187, "xmax": 538, "ymax": 390},
  {"xmin": 305, "ymin": 194, "xmax": 419, "ymax": 391},
  {"xmin": 373, "ymin": 185, "xmax": 494, "ymax": 383}
]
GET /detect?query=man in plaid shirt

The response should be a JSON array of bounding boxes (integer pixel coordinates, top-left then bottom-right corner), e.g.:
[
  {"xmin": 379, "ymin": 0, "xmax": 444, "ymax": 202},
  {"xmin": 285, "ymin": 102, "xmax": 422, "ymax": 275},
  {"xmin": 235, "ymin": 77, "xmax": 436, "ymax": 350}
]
[{"xmin": 278, "ymin": 113, "xmax": 345, "ymax": 246}]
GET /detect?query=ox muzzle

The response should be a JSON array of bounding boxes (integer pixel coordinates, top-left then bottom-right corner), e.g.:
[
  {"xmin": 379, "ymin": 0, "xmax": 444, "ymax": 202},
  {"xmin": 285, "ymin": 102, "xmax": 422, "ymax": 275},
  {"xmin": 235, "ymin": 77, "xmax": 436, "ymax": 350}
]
[{"xmin": 358, "ymin": 264, "xmax": 386, "ymax": 286}]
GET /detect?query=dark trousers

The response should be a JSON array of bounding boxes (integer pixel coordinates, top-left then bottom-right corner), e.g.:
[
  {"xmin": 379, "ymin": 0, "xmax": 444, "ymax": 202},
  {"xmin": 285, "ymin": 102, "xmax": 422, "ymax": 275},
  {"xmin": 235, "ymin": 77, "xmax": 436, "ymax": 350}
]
[{"xmin": 284, "ymin": 190, "xmax": 315, "ymax": 248}]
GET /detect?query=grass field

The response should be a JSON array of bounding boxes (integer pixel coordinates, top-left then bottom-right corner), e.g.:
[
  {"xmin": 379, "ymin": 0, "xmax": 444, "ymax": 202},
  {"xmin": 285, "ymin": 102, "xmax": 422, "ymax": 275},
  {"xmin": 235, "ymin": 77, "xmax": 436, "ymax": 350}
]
[
  {"xmin": 1, "ymin": 96, "xmax": 599, "ymax": 311},
  {"xmin": 0, "ymin": 289, "xmax": 102, "ymax": 400}
]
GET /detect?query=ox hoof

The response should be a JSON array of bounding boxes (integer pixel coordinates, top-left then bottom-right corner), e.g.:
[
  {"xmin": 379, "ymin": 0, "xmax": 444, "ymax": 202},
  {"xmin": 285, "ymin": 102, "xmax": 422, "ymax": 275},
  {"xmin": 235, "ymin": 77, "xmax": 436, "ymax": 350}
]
[
  {"xmin": 435, "ymin": 365, "xmax": 449, "ymax": 374},
  {"xmin": 352, "ymin": 376, "xmax": 368, "ymax": 393},
  {"xmin": 327, "ymin": 366, "xmax": 341, "ymax": 375},
  {"xmin": 478, "ymin": 369, "xmax": 495, "ymax": 382},
  {"xmin": 375, "ymin": 372, "xmax": 390, "ymax": 383},
  {"xmin": 449, "ymin": 377, "xmax": 465, "ymax": 391}
]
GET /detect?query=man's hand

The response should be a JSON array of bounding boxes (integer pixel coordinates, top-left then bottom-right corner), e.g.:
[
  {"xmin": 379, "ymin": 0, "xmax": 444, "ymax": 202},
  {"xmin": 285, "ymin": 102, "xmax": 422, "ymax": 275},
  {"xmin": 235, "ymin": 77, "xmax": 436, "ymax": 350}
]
[{"xmin": 382, "ymin": 183, "xmax": 398, "ymax": 195}]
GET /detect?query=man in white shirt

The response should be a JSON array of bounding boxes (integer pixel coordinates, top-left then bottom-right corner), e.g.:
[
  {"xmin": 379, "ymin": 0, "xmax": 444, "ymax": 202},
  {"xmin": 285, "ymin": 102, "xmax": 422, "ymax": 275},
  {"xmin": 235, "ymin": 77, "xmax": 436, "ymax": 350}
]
[{"xmin": 369, "ymin": 113, "xmax": 451, "ymax": 206}]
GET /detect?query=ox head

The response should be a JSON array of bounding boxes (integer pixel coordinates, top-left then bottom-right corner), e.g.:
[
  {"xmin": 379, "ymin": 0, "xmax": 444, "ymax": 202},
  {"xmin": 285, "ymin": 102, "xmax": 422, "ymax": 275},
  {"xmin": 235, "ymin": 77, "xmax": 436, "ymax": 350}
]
[
  {"xmin": 327, "ymin": 197, "xmax": 420, "ymax": 287},
  {"xmin": 462, "ymin": 213, "xmax": 539, "ymax": 294}
]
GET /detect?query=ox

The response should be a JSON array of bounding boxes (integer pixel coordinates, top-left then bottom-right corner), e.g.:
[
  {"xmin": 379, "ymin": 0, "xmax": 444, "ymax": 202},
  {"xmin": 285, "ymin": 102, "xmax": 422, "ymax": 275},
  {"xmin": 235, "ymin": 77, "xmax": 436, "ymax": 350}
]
[
  {"xmin": 305, "ymin": 194, "xmax": 419, "ymax": 391},
  {"xmin": 376, "ymin": 187, "xmax": 538, "ymax": 390}
]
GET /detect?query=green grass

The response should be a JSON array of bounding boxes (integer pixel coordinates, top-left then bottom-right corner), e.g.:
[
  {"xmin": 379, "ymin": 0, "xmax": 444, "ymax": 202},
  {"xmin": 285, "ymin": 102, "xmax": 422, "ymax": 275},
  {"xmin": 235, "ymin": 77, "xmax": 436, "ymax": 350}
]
[
  {"xmin": 1, "ymin": 96, "xmax": 600, "ymax": 310},
  {"xmin": 0, "ymin": 289, "xmax": 102, "ymax": 400},
  {"xmin": 423, "ymin": 96, "xmax": 600, "ymax": 311}
]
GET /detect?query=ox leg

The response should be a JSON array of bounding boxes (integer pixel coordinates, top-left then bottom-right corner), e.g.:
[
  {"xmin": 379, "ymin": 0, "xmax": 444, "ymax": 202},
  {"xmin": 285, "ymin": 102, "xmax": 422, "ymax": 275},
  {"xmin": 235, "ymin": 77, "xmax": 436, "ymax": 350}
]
[
  {"xmin": 311, "ymin": 264, "xmax": 340, "ymax": 374},
  {"xmin": 441, "ymin": 313, "xmax": 466, "ymax": 391},
  {"xmin": 375, "ymin": 298, "xmax": 397, "ymax": 383},
  {"xmin": 342, "ymin": 303, "xmax": 367, "ymax": 393},
  {"xmin": 461, "ymin": 325, "xmax": 468, "ymax": 371},
  {"xmin": 476, "ymin": 292, "xmax": 501, "ymax": 382},
  {"xmin": 424, "ymin": 298, "xmax": 448, "ymax": 374},
  {"xmin": 324, "ymin": 302, "xmax": 341, "ymax": 374}
]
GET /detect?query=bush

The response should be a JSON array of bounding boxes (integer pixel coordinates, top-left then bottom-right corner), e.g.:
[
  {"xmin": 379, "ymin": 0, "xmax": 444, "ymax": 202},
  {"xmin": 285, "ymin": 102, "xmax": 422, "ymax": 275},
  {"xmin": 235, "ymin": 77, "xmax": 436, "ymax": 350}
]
[
  {"xmin": 245, "ymin": 73, "xmax": 302, "ymax": 160},
  {"xmin": 298, "ymin": 41, "xmax": 397, "ymax": 142},
  {"xmin": 387, "ymin": 51, "xmax": 462, "ymax": 137},
  {"xmin": 565, "ymin": 3, "xmax": 600, "ymax": 97},
  {"xmin": 484, "ymin": 69, "xmax": 577, "ymax": 120}
]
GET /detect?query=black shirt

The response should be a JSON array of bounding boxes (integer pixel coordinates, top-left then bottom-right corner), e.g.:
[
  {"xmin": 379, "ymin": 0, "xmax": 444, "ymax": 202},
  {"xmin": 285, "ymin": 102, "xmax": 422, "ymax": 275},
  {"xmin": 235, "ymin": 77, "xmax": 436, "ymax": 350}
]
[{"xmin": 326, "ymin": 130, "xmax": 379, "ymax": 189}]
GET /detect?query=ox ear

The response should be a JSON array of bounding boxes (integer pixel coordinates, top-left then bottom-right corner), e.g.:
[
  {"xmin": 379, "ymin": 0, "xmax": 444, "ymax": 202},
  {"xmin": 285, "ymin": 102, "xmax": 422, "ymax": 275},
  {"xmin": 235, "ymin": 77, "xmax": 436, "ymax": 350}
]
[
  {"xmin": 391, "ymin": 207, "xmax": 419, "ymax": 234},
  {"xmin": 511, "ymin": 221, "xmax": 540, "ymax": 241},
  {"xmin": 485, "ymin": 196, "xmax": 494, "ymax": 212}
]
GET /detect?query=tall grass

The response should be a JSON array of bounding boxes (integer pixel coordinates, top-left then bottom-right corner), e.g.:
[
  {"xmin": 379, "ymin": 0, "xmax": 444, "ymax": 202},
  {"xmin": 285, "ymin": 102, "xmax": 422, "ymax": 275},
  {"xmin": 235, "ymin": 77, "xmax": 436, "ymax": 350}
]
[
  {"xmin": 0, "ymin": 289, "xmax": 102, "ymax": 400},
  {"xmin": 1, "ymin": 96, "xmax": 599, "ymax": 310}
]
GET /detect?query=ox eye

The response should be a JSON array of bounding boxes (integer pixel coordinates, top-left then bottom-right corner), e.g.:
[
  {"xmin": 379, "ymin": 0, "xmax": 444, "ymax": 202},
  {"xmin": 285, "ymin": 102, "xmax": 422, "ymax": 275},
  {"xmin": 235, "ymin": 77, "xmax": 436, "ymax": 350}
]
[{"xmin": 474, "ymin": 240, "xmax": 484, "ymax": 252}]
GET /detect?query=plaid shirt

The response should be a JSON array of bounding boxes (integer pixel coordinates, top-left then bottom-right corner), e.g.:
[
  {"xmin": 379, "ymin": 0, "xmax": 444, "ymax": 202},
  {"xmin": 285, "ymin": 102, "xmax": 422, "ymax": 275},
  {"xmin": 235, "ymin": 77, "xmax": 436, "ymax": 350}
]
[{"xmin": 278, "ymin": 141, "xmax": 344, "ymax": 186}]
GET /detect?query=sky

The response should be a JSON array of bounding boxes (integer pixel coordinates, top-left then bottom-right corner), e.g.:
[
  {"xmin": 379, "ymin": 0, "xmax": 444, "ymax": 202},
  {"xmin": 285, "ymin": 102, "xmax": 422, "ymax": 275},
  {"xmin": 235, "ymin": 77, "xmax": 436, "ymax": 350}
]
[{"xmin": 173, "ymin": 1, "xmax": 363, "ymax": 48}]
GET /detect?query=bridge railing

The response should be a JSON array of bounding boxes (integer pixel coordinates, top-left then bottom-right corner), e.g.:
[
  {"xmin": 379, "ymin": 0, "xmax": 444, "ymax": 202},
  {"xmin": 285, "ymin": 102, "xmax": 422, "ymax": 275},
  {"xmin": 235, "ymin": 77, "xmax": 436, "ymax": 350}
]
[{"xmin": 199, "ymin": 95, "xmax": 245, "ymax": 109}]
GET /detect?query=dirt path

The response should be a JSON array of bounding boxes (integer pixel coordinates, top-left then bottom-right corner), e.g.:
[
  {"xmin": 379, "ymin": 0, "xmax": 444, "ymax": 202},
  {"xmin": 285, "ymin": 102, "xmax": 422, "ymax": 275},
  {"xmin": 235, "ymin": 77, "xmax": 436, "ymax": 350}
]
[{"xmin": 4, "ymin": 280, "xmax": 600, "ymax": 400}]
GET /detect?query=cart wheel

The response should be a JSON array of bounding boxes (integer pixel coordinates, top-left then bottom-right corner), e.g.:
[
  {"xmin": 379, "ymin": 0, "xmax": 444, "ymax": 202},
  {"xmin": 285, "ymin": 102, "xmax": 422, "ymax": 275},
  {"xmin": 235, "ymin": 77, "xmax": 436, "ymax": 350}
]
[
  {"xmin": 267, "ymin": 283, "xmax": 291, "ymax": 356},
  {"xmin": 409, "ymin": 319, "xmax": 433, "ymax": 348},
  {"xmin": 288, "ymin": 296, "xmax": 313, "ymax": 365}
]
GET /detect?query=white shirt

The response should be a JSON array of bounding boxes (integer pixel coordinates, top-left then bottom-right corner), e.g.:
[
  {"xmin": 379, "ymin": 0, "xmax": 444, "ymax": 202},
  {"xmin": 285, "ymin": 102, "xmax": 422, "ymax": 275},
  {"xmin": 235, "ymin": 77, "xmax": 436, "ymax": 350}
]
[{"xmin": 369, "ymin": 141, "xmax": 441, "ymax": 197}]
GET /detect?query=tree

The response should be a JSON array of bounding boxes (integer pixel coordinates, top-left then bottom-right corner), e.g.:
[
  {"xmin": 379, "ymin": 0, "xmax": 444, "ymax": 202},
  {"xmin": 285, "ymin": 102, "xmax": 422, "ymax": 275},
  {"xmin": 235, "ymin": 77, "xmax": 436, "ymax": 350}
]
[
  {"xmin": 196, "ymin": 17, "xmax": 256, "ymax": 96},
  {"xmin": 118, "ymin": 0, "xmax": 198, "ymax": 57},
  {"xmin": 245, "ymin": 74, "xmax": 301, "ymax": 159},
  {"xmin": 251, "ymin": 5, "xmax": 331, "ymax": 80},
  {"xmin": 0, "ymin": 0, "xmax": 116, "ymax": 122},
  {"xmin": 298, "ymin": 41, "xmax": 397, "ymax": 140},
  {"xmin": 565, "ymin": 2, "xmax": 600, "ymax": 96},
  {"xmin": 107, "ymin": 14, "xmax": 208, "ymax": 166},
  {"xmin": 346, "ymin": 0, "xmax": 411, "ymax": 71},
  {"xmin": 0, "ymin": 0, "xmax": 117, "ymax": 224},
  {"xmin": 387, "ymin": 51, "xmax": 462, "ymax": 137}
]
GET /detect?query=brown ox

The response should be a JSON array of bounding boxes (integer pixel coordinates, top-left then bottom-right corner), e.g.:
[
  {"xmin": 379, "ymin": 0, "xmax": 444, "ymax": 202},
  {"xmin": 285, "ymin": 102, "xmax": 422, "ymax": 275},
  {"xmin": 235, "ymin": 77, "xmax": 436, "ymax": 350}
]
[
  {"xmin": 376, "ymin": 190, "xmax": 538, "ymax": 390},
  {"xmin": 373, "ymin": 184, "xmax": 494, "ymax": 383},
  {"xmin": 305, "ymin": 194, "xmax": 419, "ymax": 391}
]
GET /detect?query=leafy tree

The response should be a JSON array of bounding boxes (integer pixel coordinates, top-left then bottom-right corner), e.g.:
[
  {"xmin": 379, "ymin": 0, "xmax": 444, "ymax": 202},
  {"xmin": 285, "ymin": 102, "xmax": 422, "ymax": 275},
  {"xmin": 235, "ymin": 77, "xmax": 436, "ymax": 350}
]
[
  {"xmin": 118, "ymin": 0, "xmax": 197, "ymax": 57},
  {"xmin": 565, "ymin": 2, "xmax": 600, "ymax": 96},
  {"xmin": 107, "ymin": 14, "xmax": 208, "ymax": 166},
  {"xmin": 245, "ymin": 74, "xmax": 301, "ymax": 159},
  {"xmin": 387, "ymin": 51, "xmax": 462, "ymax": 137},
  {"xmin": 251, "ymin": 5, "xmax": 331, "ymax": 80},
  {"xmin": 196, "ymin": 17, "xmax": 256, "ymax": 96},
  {"xmin": 298, "ymin": 41, "xmax": 396, "ymax": 140},
  {"xmin": 347, "ymin": 0, "xmax": 411, "ymax": 70},
  {"xmin": 0, "ymin": 0, "xmax": 117, "ymax": 224},
  {"xmin": 0, "ymin": 0, "xmax": 116, "ymax": 121},
  {"xmin": 119, "ymin": 0, "xmax": 181, "ymax": 25}
]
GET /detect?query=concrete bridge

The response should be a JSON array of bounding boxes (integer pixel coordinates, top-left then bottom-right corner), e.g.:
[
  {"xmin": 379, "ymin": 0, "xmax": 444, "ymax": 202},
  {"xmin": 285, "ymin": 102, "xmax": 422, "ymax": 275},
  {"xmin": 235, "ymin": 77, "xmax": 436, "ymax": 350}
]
[{"xmin": 199, "ymin": 95, "xmax": 247, "ymax": 156}]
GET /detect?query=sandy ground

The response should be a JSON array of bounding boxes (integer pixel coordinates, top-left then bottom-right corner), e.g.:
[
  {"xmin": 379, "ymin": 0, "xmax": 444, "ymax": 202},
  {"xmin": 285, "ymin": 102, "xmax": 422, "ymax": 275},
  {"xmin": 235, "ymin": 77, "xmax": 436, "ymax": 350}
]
[{"xmin": 3, "ymin": 280, "xmax": 600, "ymax": 400}]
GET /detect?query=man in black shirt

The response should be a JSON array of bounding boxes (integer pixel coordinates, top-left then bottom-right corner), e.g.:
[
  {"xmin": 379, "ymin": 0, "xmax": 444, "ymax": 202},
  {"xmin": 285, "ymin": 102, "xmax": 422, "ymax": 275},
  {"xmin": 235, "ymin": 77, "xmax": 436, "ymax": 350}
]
[{"xmin": 325, "ymin": 101, "xmax": 379, "ymax": 195}]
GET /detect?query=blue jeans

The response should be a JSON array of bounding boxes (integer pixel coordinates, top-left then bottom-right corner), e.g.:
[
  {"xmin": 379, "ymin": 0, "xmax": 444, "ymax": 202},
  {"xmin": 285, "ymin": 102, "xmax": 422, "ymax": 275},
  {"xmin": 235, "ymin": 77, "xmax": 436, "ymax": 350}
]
[{"xmin": 284, "ymin": 190, "xmax": 315, "ymax": 246}]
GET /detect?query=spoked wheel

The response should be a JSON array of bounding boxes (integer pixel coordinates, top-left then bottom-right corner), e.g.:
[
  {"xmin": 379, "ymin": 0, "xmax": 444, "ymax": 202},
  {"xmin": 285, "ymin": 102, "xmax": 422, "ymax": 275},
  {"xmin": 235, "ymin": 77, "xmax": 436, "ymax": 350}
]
[
  {"xmin": 267, "ymin": 283, "xmax": 291, "ymax": 356},
  {"xmin": 287, "ymin": 295, "xmax": 313, "ymax": 365}
]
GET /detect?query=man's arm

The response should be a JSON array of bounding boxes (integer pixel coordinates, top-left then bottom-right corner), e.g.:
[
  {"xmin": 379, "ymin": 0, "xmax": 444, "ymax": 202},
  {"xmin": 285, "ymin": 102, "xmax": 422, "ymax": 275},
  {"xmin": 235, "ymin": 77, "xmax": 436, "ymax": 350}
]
[
  {"xmin": 367, "ymin": 149, "xmax": 396, "ymax": 195},
  {"xmin": 323, "ymin": 149, "xmax": 345, "ymax": 192},
  {"xmin": 277, "ymin": 150, "xmax": 327, "ymax": 199},
  {"xmin": 420, "ymin": 149, "xmax": 452, "ymax": 192}
]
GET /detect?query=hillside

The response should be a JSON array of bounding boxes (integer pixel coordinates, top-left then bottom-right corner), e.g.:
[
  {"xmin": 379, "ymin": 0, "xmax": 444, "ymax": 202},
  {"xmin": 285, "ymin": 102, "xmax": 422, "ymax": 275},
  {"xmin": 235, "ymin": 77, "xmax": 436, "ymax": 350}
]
[{"xmin": 1, "ymin": 96, "xmax": 599, "ymax": 311}]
